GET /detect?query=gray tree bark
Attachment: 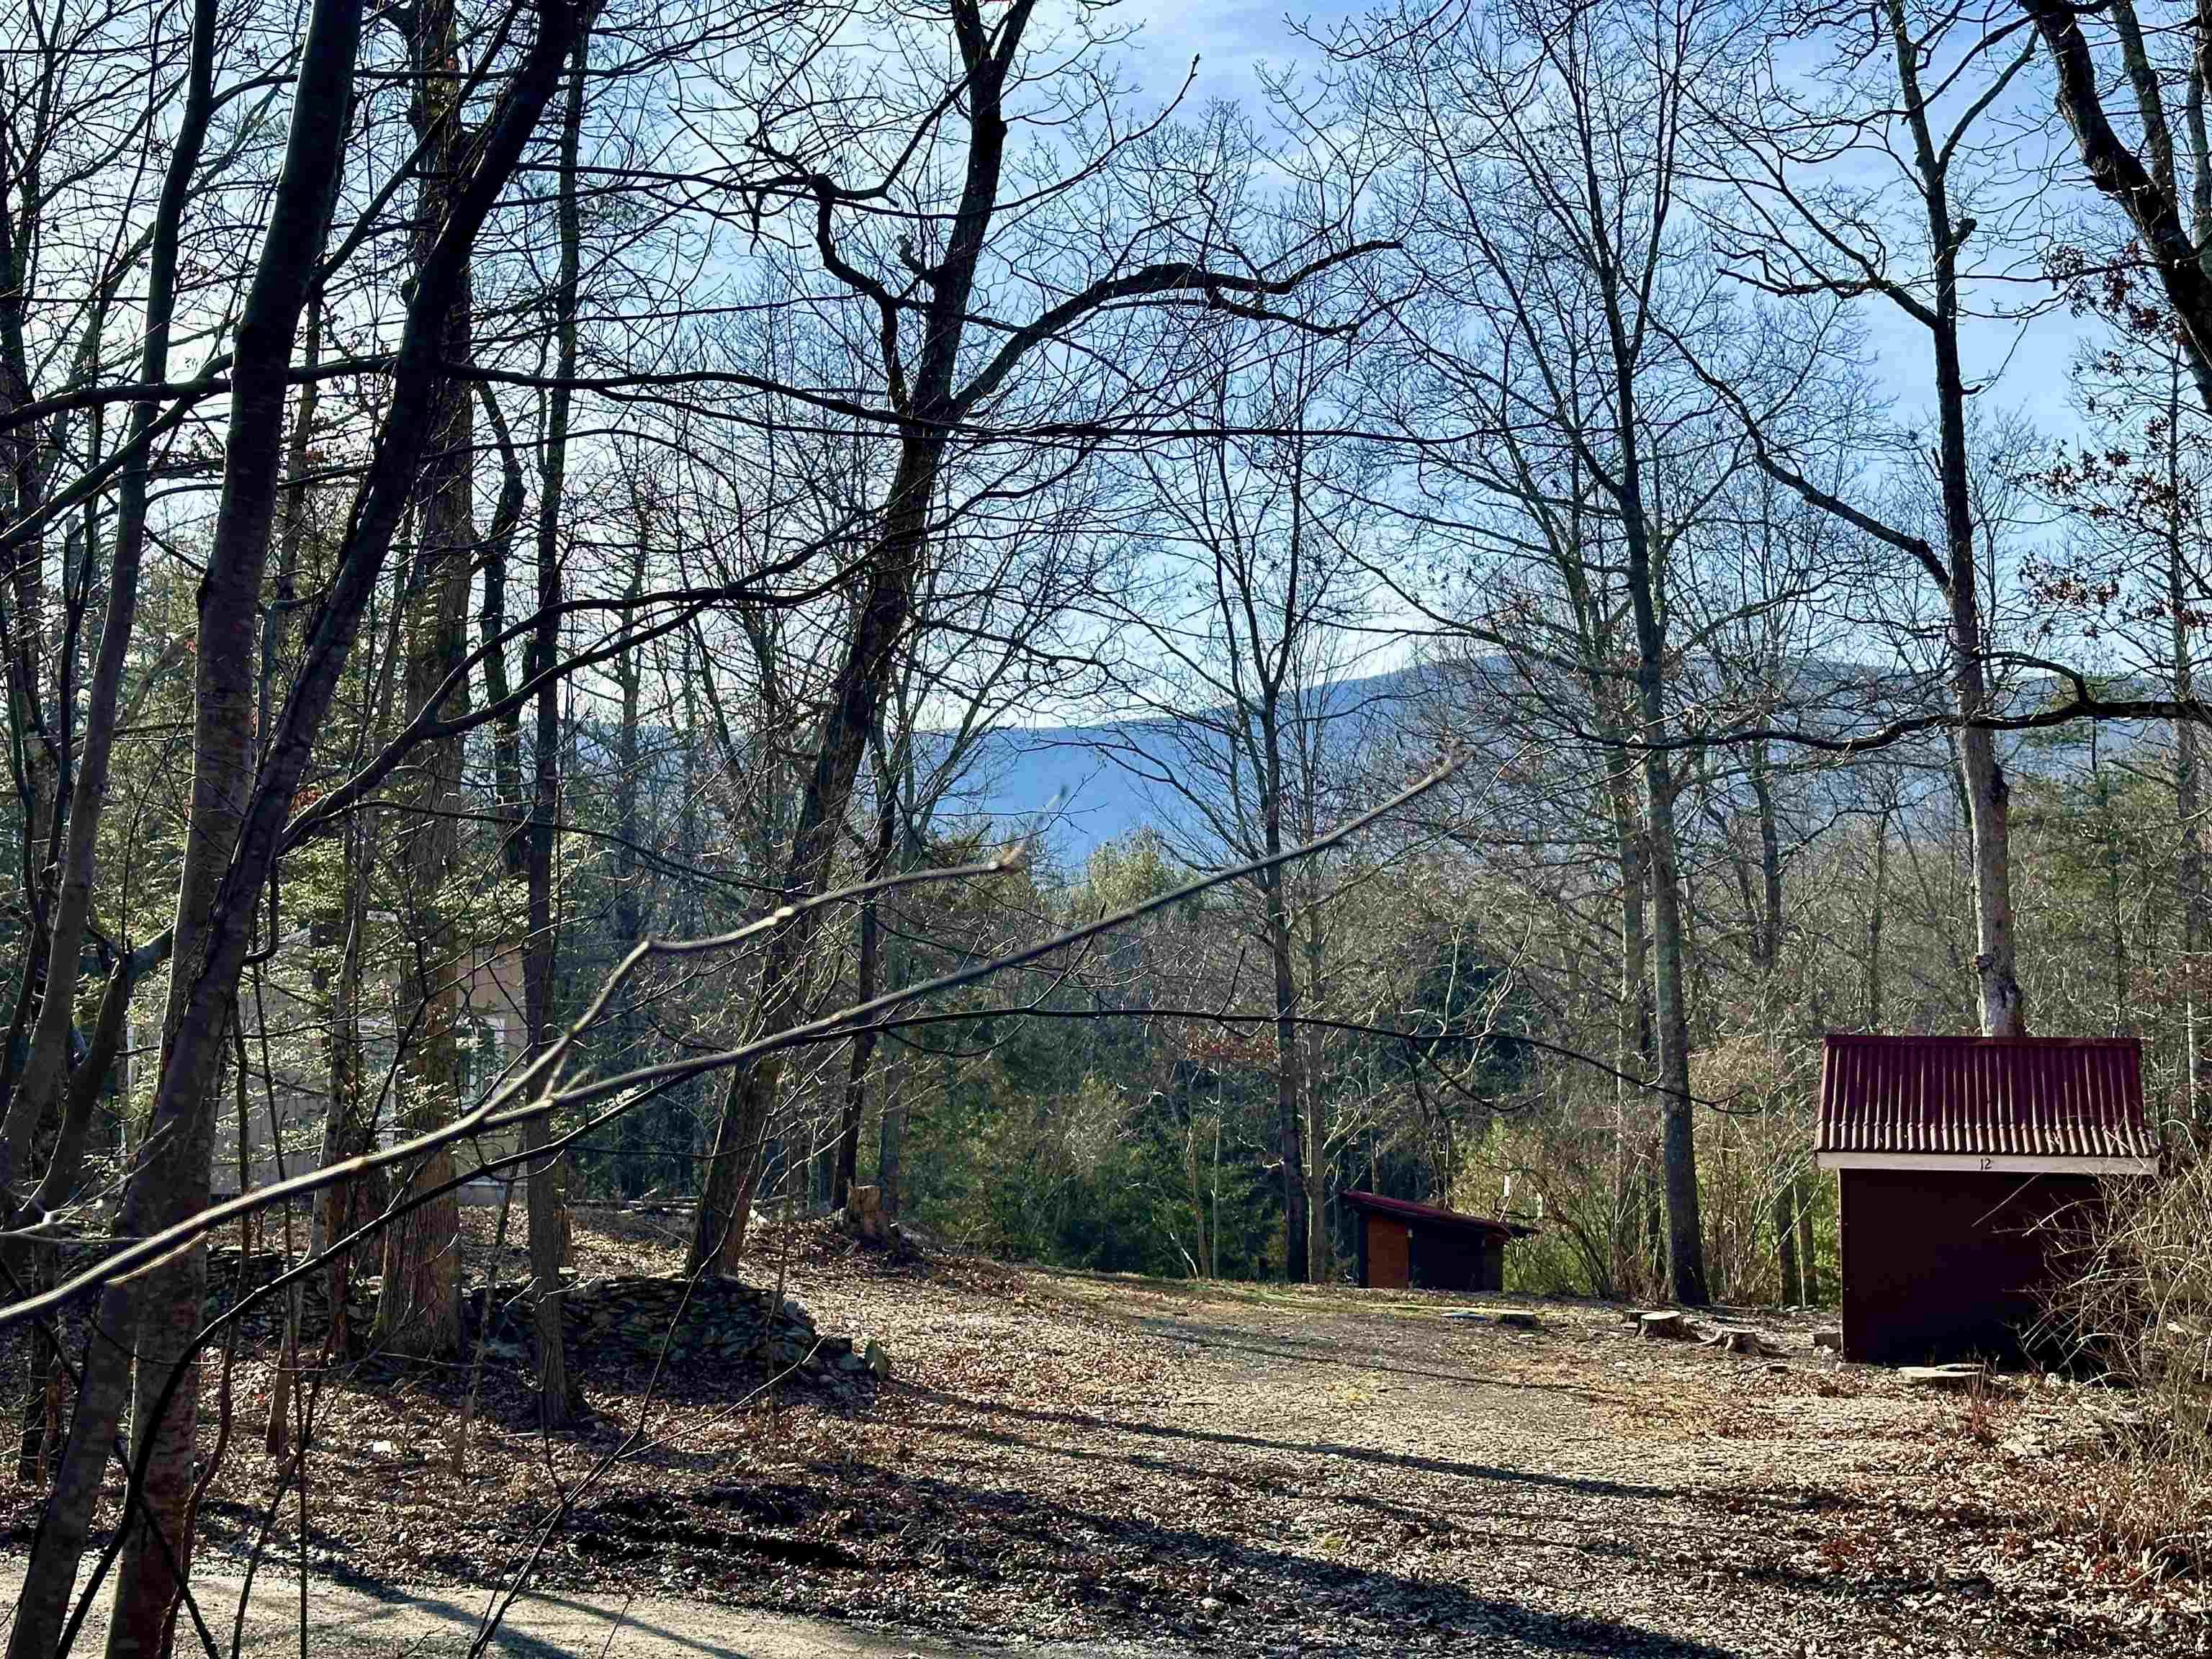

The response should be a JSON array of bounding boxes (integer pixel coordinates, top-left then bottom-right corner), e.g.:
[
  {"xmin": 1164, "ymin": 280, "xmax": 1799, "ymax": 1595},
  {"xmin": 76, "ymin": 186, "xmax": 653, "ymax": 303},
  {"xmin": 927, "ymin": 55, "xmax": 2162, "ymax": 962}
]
[
  {"xmin": 522, "ymin": 7, "xmax": 594, "ymax": 1429},
  {"xmin": 834, "ymin": 771, "xmax": 896, "ymax": 1205},
  {"xmin": 1881, "ymin": 0, "xmax": 2025, "ymax": 1038},
  {"xmin": 688, "ymin": 1, "xmax": 1030, "ymax": 1277},
  {"xmin": 0, "ymin": 0, "xmax": 217, "ymax": 1196},
  {"xmin": 6, "ymin": 1, "xmax": 576, "ymax": 1646},
  {"xmin": 375, "ymin": 0, "xmax": 477, "ymax": 1358}
]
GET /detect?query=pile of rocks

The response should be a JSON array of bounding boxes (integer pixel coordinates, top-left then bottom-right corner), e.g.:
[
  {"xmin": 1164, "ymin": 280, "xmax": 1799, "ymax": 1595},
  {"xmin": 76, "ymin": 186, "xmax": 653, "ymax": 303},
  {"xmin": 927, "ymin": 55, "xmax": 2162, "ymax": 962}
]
[
  {"xmin": 462, "ymin": 1273, "xmax": 891, "ymax": 1390},
  {"xmin": 26, "ymin": 1237, "xmax": 886, "ymax": 1394}
]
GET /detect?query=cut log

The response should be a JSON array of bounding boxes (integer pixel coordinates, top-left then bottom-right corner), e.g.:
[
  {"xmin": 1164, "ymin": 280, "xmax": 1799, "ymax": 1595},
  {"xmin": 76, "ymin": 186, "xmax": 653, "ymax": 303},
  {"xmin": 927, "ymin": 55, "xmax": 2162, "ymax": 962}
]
[
  {"xmin": 1639, "ymin": 1310, "xmax": 1693, "ymax": 1341},
  {"xmin": 1810, "ymin": 1328, "xmax": 1843, "ymax": 1352},
  {"xmin": 1703, "ymin": 1327, "xmax": 1781, "ymax": 1357}
]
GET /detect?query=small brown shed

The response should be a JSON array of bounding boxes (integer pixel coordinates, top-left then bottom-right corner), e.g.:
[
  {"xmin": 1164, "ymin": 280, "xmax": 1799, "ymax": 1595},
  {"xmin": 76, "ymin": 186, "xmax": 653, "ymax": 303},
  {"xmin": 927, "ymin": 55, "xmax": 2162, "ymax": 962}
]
[
  {"xmin": 1814, "ymin": 1033, "xmax": 2158, "ymax": 1367},
  {"xmin": 1343, "ymin": 1190, "xmax": 1528, "ymax": 1293}
]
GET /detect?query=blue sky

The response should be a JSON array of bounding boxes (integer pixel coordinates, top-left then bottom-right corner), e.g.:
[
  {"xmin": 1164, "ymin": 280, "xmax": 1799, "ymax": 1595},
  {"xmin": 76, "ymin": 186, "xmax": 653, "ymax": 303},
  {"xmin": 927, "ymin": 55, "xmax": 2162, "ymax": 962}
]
[{"xmin": 1112, "ymin": 1, "xmax": 2097, "ymax": 448}]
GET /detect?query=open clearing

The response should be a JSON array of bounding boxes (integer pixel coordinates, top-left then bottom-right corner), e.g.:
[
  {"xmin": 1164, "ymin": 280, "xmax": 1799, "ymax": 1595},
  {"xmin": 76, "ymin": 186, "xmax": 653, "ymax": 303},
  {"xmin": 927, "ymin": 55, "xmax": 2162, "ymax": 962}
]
[{"xmin": 3, "ymin": 1216, "xmax": 2195, "ymax": 1656}]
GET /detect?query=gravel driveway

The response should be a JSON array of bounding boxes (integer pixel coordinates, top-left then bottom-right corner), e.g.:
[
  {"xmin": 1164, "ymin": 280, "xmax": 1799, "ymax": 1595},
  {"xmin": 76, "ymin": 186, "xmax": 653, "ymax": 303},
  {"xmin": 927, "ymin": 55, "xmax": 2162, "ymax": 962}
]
[{"xmin": 4, "ymin": 1231, "xmax": 2190, "ymax": 1657}]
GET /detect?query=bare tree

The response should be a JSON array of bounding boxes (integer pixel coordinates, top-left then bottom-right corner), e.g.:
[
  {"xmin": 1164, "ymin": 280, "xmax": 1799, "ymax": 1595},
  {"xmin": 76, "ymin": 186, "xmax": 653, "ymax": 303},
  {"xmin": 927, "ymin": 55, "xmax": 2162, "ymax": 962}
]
[
  {"xmin": 374, "ymin": 0, "xmax": 487, "ymax": 1362},
  {"xmin": 6, "ymin": 0, "xmax": 580, "ymax": 1646},
  {"xmin": 1323, "ymin": 0, "xmax": 1757, "ymax": 1301},
  {"xmin": 1701, "ymin": 0, "xmax": 2041, "ymax": 1033},
  {"xmin": 685, "ymin": 0, "xmax": 1384, "ymax": 1274},
  {"xmin": 1103, "ymin": 303, "xmax": 1385, "ymax": 1283}
]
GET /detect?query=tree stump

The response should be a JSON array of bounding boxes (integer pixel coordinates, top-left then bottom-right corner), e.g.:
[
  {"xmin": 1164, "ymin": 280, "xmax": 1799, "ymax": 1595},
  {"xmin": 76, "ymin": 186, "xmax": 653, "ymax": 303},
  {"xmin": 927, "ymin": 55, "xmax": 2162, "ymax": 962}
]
[
  {"xmin": 1900, "ymin": 1364, "xmax": 1984, "ymax": 1391},
  {"xmin": 845, "ymin": 1184, "xmax": 884, "ymax": 1245}
]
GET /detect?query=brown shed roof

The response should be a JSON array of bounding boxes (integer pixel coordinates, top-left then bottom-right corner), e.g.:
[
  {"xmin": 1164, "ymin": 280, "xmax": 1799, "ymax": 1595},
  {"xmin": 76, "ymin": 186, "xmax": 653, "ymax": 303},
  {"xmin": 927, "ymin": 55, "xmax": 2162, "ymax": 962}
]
[
  {"xmin": 1816, "ymin": 1033, "xmax": 2157, "ymax": 1169},
  {"xmin": 1341, "ymin": 1190, "xmax": 1532, "ymax": 1237}
]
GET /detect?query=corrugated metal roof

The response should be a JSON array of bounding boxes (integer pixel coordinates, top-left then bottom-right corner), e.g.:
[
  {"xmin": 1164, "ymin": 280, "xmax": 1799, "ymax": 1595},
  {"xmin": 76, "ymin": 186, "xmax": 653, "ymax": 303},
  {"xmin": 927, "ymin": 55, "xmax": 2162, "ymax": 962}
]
[
  {"xmin": 1341, "ymin": 1190, "xmax": 1531, "ymax": 1236},
  {"xmin": 1817, "ymin": 1033, "xmax": 2157, "ymax": 1161}
]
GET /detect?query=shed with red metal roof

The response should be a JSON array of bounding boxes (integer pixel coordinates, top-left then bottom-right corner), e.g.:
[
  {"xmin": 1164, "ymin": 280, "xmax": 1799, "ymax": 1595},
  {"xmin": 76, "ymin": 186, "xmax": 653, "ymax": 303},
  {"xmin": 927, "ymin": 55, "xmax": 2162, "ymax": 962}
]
[
  {"xmin": 1341, "ymin": 1190, "xmax": 1531, "ymax": 1294},
  {"xmin": 1814, "ymin": 1033, "xmax": 2157, "ymax": 1365}
]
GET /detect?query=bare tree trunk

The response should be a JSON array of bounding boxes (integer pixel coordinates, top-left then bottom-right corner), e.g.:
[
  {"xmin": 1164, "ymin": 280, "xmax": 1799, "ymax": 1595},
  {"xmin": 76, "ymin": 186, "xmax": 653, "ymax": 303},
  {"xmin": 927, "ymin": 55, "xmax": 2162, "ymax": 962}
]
[
  {"xmin": 1300, "ymin": 889, "xmax": 1331, "ymax": 1283},
  {"xmin": 6, "ymin": 0, "xmax": 575, "ymax": 1642},
  {"xmin": 12, "ymin": 949, "xmax": 142, "ymax": 1480},
  {"xmin": 877, "ymin": 1069, "xmax": 904, "ymax": 1222},
  {"xmin": 1303, "ymin": 1080, "xmax": 1328, "ymax": 1282},
  {"xmin": 1948, "ymin": 533, "xmax": 2019, "ymax": 1035},
  {"xmin": 1773, "ymin": 1182, "xmax": 1802, "ymax": 1305},
  {"xmin": 19, "ymin": 944, "xmax": 159, "ymax": 1256},
  {"xmin": 99, "ymin": 3, "xmax": 363, "ymax": 1645},
  {"xmin": 376, "ymin": 0, "xmax": 477, "ymax": 1358},
  {"xmin": 476, "ymin": 385, "xmax": 529, "ymax": 876},
  {"xmin": 611, "ymin": 540, "xmax": 645, "ymax": 1192},
  {"xmin": 1747, "ymin": 737, "xmax": 1797, "ymax": 1306},
  {"xmin": 1866, "ymin": 794, "xmax": 1892, "ymax": 1029},
  {"xmin": 1876, "ymin": 0, "xmax": 2023, "ymax": 1038},
  {"xmin": 1794, "ymin": 1174, "xmax": 1818, "ymax": 1303},
  {"xmin": 1749, "ymin": 741, "xmax": 1784, "ymax": 975},
  {"xmin": 835, "ymin": 770, "xmax": 895, "ymax": 1205},
  {"xmin": 0, "ymin": 0, "xmax": 218, "ymax": 1194},
  {"xmin": 1604, "ymin": 747, "xmax": 1655, "ymax": 1298},
  {"xmin": 1619, "ymin": 454, "xmax": 1707, "ymax": 1305},
  {"xmin": 522, "ymin": 9, "xmax": 592, "ymax": 1430},
  {"xmin": 315, "ymin": 824, "xmax": 372, "ymax": 1305},
  {"xmin": 2166, "ymin": 349, "xmax": 2210, "ymax": 1134},
  {"xmin": 1260, "ymin": 856, "xmax": 1308, "ymax": 1283},
  {"xmin": 0, "ymin": 77, "xmax": 58, "ymax": 986},
  {"xmin": 315, "ymin": 636, "xmax": 396, "ymax": 1305},
  {"xmin": 688, "ymin": 435, "xmax": 945, "ymax": 1275},
  {"xmin": 2090, "ymin": 729, "xmax": 2131, "ymax": 1033},
  {"xmin": 682, "ymin": 0, "xmax": 1330, "ymax": 1274}
]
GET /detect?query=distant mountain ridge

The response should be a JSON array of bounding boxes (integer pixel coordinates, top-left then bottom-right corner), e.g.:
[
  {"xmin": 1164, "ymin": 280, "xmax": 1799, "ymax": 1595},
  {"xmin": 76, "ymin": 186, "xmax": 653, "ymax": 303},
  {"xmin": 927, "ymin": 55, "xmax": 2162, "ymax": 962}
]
[{"xmin": 925, "ymin": 657, "xmax": 2172, "ymax": 868}]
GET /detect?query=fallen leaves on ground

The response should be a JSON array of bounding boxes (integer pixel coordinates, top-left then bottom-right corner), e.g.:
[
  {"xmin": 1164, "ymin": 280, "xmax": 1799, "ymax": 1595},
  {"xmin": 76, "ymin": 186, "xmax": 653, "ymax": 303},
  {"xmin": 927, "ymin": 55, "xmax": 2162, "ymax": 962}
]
[{"xmin": 1, "ymin": 1212, "xmax": 2200, "ymax": 1657}]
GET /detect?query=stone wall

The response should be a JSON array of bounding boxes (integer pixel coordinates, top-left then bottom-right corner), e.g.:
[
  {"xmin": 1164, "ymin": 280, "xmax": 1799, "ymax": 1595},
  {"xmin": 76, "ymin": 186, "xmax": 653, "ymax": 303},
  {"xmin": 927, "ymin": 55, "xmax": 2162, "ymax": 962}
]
[
  {"xmin": 462, "ymin": 1272, "xmax": 888, "ymax": 1389},
  {"xmin": 17, "ymin": 1244, "xmax": 884, "ymax": 1398}
]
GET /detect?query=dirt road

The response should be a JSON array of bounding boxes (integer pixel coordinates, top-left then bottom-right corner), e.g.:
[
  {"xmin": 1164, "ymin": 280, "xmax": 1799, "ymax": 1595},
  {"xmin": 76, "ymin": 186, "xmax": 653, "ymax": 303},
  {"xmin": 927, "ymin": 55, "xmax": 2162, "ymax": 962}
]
[
  {"xmin": 0, "ymin": 1564, "xmax": 1179, "ymax": 1657},
  {"xmin": 4, "ymin": 1235, "xmax": 2188, "ymax": 1657}
]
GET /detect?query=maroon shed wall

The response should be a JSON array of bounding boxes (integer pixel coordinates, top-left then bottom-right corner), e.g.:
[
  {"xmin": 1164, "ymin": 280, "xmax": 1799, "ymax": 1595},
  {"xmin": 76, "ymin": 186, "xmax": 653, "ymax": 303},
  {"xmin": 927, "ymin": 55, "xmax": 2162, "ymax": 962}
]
[
  {"xmin": 1408, "ymin": 1224, "xmax": 1505, "ymax": 1293},
  {"xmin": 1839, "ymin": 1169, "xmax": 2102, "ymax": 1365}
]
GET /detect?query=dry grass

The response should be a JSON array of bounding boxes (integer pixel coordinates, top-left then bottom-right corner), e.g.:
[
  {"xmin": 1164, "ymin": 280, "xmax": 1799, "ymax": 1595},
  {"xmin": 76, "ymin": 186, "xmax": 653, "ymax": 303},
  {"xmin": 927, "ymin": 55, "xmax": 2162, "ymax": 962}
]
[
  {"xmin": 2064, "ymin": 1453, "xmax": 2212, "ymax": 1589},
  {"xmin": 2034, "ymin": 1159, "xmax": 2212, "ymax": 1588},
  {"xmin": 1962, "ymin": 1370, "xmax": 2004, "ymax": 1447}
]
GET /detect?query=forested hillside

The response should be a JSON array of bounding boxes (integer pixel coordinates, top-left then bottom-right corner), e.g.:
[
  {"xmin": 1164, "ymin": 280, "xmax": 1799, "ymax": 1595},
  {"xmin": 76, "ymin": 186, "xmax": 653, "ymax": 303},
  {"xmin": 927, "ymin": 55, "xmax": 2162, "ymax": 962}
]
[{"xmin": 6, "ymin": 0, "xmax": 2212, "ymax": 1648}]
